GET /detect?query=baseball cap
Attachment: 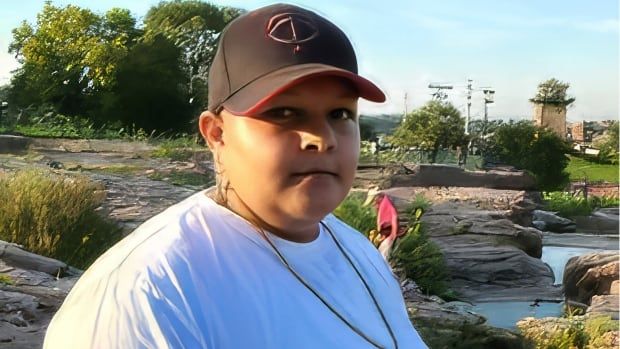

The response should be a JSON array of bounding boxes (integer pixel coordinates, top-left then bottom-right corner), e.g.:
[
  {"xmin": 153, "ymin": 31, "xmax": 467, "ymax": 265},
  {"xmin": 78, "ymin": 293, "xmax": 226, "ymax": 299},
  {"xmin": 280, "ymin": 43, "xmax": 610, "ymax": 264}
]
[{"xmin": 207, "ymin": 3, "xmax": 386, "ymax": 115}]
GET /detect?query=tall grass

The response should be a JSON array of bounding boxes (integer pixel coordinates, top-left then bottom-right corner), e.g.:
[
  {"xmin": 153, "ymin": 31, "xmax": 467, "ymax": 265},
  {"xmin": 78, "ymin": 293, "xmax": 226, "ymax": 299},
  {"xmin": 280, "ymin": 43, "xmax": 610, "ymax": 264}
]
[
  {"xmin": 543, "ymin": 191, "xmax": 619, "ymax": 218},
  {"xmin": 333, "ymin": 192, "xmax": 377, "ymax": 236},
  {"xmin": 0, "ymin": 169, "xmax": 122, "ymax": 269}
]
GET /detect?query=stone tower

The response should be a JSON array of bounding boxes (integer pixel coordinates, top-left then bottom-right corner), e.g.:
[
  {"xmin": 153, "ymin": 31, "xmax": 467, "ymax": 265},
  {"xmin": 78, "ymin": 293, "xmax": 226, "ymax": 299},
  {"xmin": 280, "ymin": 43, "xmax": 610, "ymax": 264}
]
[
  {"xmin": 532, "ymin": 103, "xmax": 567, "ymax": 139},
  {"xmin": 530, "ymin": 79, "xmax": 575, "ymax": 140}
]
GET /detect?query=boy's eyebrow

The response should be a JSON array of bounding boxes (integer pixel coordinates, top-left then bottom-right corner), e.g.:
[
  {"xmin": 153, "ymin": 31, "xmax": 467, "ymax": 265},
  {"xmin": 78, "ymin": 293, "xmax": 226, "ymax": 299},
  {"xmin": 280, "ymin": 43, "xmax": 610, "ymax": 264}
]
[{"xmin": 277, "ymin": 90, "xmax": 359, "ymax": 98}]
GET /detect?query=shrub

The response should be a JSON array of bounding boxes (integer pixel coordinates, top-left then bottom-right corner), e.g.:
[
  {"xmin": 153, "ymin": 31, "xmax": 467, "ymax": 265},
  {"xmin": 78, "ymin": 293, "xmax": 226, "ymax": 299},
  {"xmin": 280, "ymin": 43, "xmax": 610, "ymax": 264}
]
[
  {"xmin": 518, "ymin": 315, "xmax": 618, "ymax": 349},
  {"xmin": 487, "ymin": 121, "xmax": 571, "ymax": 192},
  {"xmin": 543, "ymin": 192, "xmax": 620, "ymax": 218},
  {"xmin": 391, "ymin": 199, "xmax": 450, "ymax": 297},
  {"xmin": 333, "ymin": 192, "xmax": 377, "ymax": 237},
  {"xmin": 0, "ymin": 169, "xmax": 122, "ymax": 269}
]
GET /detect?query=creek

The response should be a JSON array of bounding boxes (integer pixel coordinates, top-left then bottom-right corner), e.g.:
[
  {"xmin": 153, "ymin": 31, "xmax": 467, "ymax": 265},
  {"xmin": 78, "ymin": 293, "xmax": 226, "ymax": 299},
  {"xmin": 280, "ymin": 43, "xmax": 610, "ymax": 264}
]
[{"xmin": 470, "ymin": 236, "xmax": 617, "ymax": 329}]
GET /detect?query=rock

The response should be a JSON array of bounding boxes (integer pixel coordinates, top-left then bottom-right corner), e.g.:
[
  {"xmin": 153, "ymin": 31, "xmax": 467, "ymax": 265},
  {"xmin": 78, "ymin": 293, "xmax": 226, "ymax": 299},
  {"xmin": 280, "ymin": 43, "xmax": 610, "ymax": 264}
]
[
  {"xmin": 610, "ymin": 280, "xmax": 619, "ymax": 295},
  {"xmin": 564, "ymin": 252, "xmax": 619, "ymax": 306},
  {"xmin": 0, "ymin": 136, "xmax": 31, "ymax": 154},
  {"xmin": 572, "ymin": 208, "xmax": 619, "ymax": 235},
  {"xmin": 532, "ymin": 210, "xmax": 576, "ymax": 233},
  {"xmin": 0, "ymin": 241, "xmax": 68, "ymax": 277},
  {"xmin": 517, "ymin": 316, "xmax": 619, "ymax": 349},
  {"xmin": 382, "ymin": 193, "xmax": 559, "ymax": 302},
  {"xmin": 532, "ymin": 220, "xmax": 546, "ymax": 231},
  {"xmin": 588, "ymin": 295, "xmax": 619, "ymax": 319},
  {"xmin": 388, "ymin": 164, "xmax": 537, "ymax": 190}
]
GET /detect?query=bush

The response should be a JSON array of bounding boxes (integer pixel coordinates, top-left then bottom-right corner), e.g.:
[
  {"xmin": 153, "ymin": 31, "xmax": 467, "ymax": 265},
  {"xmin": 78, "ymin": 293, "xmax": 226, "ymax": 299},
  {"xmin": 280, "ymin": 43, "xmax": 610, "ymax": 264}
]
[
  {"xmin": 543, "ymin": 192, "xmax": 620, "ymax": 218},
  {"xmin": 333, "ymin": 192, "xmax": 377, "ymax": 237},
  {"xmin": 391, "ymin": 199, "xmax": 450, "ymax": 297},
  {"xmin": 0, "ymin": 169, "xmax": 122, "ymax": 269},
  {"xmin": 487, "ymin": 121, "xmax": 571, "ymax": 191}
]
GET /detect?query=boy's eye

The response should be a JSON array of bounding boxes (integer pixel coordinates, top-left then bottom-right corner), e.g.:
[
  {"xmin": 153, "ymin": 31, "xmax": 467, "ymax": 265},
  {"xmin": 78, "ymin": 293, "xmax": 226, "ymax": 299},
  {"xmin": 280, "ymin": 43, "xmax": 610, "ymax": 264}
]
[
  {"xmin": 330, "ymin": 108, "xmax": 356, "ymax": 120},
  {"xmin": 262, "ymin": 107, "xmax": 299, "ymax": 119}
]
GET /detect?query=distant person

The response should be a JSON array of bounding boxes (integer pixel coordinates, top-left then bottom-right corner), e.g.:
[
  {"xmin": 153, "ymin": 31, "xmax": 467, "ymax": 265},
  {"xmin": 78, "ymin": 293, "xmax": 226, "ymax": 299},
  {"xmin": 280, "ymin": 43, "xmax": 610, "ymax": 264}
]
[{"xmin": 43, "ymin": 3, "xmax": 428, "ymax": 348}]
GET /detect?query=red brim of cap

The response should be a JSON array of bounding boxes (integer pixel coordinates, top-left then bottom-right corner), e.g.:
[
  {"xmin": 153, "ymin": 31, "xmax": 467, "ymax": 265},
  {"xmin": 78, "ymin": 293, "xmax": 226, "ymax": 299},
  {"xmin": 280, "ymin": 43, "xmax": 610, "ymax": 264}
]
[{"xmin": 222, "ymin": 63, "xmax": 386, "ymax": 116}]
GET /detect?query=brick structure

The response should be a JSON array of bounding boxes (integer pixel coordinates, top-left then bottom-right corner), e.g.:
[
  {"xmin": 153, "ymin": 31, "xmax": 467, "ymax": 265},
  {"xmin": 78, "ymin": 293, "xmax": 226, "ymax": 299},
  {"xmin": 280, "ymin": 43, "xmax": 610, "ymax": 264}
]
[
  {"xmin": 532, "ymin": 103, "xmax": 567, "ymax": 139},
  {"xmin": 570, "ymin": 121, "xmax": 586, "ymax": 142}
]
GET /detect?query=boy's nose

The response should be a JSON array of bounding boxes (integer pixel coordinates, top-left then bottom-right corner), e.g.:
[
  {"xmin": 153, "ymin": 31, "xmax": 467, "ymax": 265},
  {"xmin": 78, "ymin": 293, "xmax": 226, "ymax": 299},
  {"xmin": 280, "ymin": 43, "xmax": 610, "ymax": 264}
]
[{"xmin": 299, "ymin": 120, "xmax": 337, "ymax": 152}]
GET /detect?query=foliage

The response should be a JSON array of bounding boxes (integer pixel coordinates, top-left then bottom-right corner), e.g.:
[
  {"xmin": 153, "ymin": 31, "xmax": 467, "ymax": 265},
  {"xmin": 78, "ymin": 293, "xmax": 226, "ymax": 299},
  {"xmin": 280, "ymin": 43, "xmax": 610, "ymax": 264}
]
[
  {"xmin": 543, "ymin": 192, "xmax": 619, "ymax": 218},
  {"xmin": 467, "ymin": 119, "xmax": 504, "ymax": 155},
  {"xmin": 0, "ymin": 169, "xmax": 122, "ymax": 269},
  {"xmin": 530, "ymin": 78, "xmax": 575, "ymax": 106},
  {"xmin": 487, "ymin": 120, "xmax": 572, "ymax": 191},
  {"xmin": 143, "ymin": 0, "xmax": 243, "ymax": 111},
  {"xmin": 0, "ymin": 274, "xmax": 14, "ymax": 285},
  {"xmin": 100, "ymin": 35, "xmax": 193, "ymax": 133},
  {"xmin": 594, "ymin": 121, "xmax": 619, "ymax": 165},
  {"xmin": 566, "ymin": 155, "xmax": 619, "ymax": 183},
  {"xmin": 333, "ymin": 192, "xmax": 377, "ymax": 237},
  {"xmin": 8, "ymin": 3, "xmax": 138, "ymax": 116},
  {"xmin": 391, "ymin": 199, "xmax": 450, "ymax": 297},
  {"xmin": 150, "ymin": 135, "xmax": 203, "ymax": 161},
  {"xmin": 388, "ymin": 101, "xmax": 467, "ymax": 163},
  {"xmin": 517, "ymin": 315, "xmax": 618, "ymax": 349}
]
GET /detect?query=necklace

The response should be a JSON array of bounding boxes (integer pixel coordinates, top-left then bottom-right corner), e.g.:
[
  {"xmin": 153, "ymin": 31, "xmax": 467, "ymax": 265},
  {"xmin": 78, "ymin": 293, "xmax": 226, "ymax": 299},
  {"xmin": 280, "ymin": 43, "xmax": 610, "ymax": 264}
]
[{"xmin": 256, "ymin": 221, "xmax": 399, "ymax": 349}]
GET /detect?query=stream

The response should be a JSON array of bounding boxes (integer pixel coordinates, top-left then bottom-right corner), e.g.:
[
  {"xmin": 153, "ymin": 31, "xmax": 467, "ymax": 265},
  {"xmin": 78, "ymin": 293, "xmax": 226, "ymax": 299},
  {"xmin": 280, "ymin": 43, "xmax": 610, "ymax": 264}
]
[{"xmin": 470, "ymin": 235, "xmax": 617, "ymax": 329}]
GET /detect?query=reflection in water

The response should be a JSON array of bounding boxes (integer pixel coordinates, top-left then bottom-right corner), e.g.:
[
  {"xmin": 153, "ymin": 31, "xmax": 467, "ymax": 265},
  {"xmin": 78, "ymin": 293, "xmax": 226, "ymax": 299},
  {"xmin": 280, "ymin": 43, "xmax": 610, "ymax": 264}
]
[{"xmin": 471, "ymin": 301, "xmax": 563, "ymax": 329}]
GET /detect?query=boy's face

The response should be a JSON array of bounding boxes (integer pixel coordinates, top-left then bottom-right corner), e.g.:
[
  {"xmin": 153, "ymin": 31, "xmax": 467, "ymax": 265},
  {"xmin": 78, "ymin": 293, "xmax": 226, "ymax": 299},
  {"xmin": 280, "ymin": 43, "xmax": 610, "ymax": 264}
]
[{"xmin": 210, "ymin": 76, "xmax": 360, "ymax": 236}]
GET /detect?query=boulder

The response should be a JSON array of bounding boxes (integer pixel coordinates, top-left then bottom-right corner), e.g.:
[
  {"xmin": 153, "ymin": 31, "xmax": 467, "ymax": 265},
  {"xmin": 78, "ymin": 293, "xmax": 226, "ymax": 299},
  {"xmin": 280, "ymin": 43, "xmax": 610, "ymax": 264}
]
[
  {"xmin": 588, "ymin": 295, "xmax": 619, "ymax": 319},
  {"xmin": 388, "ymin": 164, "xmax": 537, "ymax": 190},
  {"xmin": 532, "ymin": 210, "xmax": 576, "ymax": 233},
  {"xmin": 573, "ymin": 208, "xmax": 619, "ymax": 235},
  {"xmin": 380, "ymin": 191, "xmax": 559, "ymax": 302},
  {"xmin": 564, "ymin": 252, "xmax": 619, "ymax": 306}
]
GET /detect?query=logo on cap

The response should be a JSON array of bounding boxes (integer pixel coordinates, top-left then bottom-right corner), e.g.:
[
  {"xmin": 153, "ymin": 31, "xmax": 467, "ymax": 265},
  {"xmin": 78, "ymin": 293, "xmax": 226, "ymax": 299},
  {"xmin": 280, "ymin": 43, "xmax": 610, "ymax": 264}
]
[{"xmin": 267, "ymin": 12, "xmax": 319, "ymax": 48}]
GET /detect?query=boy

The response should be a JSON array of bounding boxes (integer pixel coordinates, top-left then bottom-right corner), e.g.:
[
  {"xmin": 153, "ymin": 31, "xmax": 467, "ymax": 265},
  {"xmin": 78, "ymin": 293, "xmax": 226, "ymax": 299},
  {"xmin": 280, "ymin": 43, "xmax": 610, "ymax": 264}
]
[{"xmin": 44, "ymin": 4, "xmax": 428, "ymax": 348}]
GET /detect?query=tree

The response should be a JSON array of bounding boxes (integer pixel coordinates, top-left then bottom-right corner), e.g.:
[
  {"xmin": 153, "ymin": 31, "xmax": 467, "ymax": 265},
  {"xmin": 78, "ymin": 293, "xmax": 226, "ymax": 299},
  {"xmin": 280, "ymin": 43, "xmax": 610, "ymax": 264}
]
[
  {"xmin": 8, "ymin": 2, "xmax": 139, "ymax": 116},
  {"xmin": 488, "ymin": 120, "xmax": 572, "ymax": 191},
  {"xmin": 595, "ymin": 121, "xmax": 619, "ymax": 164},
  {"xmin": 388, "ymin": 101, "xmax": 466, "ymax": 163},
  {"xmin": 143, "ymin": 1, "xmax": 243, "ymax": 111},
  {"xmin": 101, "ymin": 36, "xmax": 192, "ymax": 134},
  {"xmin": 530, "ymin": 78, "xmax": 575, "ymax": 106}
]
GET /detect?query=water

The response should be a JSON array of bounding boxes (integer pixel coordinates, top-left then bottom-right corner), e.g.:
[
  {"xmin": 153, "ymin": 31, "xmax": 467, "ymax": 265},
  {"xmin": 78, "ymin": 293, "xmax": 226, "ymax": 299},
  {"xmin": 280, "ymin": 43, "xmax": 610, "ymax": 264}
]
[
  {"xmin": 541, "ymin": 246, "xmax": 604, "ymax": 284},
  {"xmin": 471, "ymin": 245, "xmax": 607, "ymax": 329},
  {"xmin": 472, "ymin": 301, "xmax": 564, "ymax": 329}
]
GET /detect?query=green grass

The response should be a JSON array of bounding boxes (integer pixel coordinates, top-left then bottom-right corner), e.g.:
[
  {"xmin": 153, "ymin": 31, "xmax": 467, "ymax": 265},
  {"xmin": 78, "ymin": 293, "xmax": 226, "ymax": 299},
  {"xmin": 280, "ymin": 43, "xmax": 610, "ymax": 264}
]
[
  {"xmin": 0, "ymin": 274, "xmax": 14, "ymax": 285},
  {"xmin": 147, "ymin": 170, "xmax": 214, "ymax": 187},
  {"xmin": 566, "ymin": 155, "xmax": 619, "ymax": 183},
  {"xmin": 0, "ymin": 169, "xmax": 123, "ymax": 269},
  {"xmin": 150, "ymin": 136, "xmax": 205, "ymax": 162},
  {"xmin": 543, "ymin": 191, "xmax": 619, "ymax": 217},
  {"xmin": 333, "ymin": 192, "xmax": 377, "ymax": 236}
]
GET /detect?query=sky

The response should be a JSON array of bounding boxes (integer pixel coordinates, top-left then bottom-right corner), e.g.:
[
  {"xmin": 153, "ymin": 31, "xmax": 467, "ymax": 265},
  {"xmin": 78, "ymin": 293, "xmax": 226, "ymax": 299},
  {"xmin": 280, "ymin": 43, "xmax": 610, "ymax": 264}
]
[{"xmin": 0, "ymin": 0, "xmax": 618, "ymax": 122}]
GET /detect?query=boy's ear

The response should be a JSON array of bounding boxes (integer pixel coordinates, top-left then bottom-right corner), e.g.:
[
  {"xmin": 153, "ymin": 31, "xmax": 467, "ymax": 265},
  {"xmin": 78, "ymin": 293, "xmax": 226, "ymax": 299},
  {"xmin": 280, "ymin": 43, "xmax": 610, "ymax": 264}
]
[{"xmin": 198, "ymin": 111, "xmax": 224, "ymax": 149}]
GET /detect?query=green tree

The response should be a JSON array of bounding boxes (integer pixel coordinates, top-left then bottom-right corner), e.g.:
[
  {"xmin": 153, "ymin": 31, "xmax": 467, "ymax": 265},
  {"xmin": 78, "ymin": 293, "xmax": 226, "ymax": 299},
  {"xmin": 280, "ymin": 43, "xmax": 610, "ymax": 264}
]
[
  {"xmin": 488, "ymin": 120, "xmax": 572, "ymax": 191},
  {"xmin": 143, "ymin": 1, "xmax": 243, "ymax": 110},
  {"xmin": 595, "ymin": 121, "xmax": 619, "ymax": 164},
  {"xmin": 530, "ymin": 78, "xmax": 575, "ymax": 106},
  {"xmin": 102, "ymin": 36, "xmax": 192, "ymax": 134},
  {"xmin": 389, "ymin": 101, "xmax": 466, "ymax": 163},
  {"xmin": 8, "ymin": 2, "xmax": 138, "ymax": 116}
]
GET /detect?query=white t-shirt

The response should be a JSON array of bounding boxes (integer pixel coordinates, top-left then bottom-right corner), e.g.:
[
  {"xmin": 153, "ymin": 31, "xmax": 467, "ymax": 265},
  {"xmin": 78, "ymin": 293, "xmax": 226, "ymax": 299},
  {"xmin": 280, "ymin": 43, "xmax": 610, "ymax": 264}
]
[{"xmin": 44, "ymin": 190, "xmax": 427, "ymax": 349}]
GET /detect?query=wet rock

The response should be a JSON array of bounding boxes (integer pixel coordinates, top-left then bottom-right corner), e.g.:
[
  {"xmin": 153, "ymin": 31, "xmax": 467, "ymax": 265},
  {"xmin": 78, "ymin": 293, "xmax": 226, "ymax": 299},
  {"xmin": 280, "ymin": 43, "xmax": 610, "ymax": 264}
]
[
  {"xmin": 564, "ymin": 252, "xmax": 619, "ymax": 306},
  {"xmin": 532, "ymin": 210, "xmax": 576, "ymax": 233}
]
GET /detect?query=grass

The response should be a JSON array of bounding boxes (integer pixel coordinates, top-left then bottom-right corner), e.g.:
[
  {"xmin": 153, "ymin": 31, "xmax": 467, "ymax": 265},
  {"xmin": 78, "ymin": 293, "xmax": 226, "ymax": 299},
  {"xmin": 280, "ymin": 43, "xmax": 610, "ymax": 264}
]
[
  {"xmin": 87, "ymin": 165, "xmax": 145, "ymax": 176},
  {"xmin": 517, "ymin": 315, "xmax": 618, "ymax": 349},
  {"xmin": 0, "ymin": 274, "xmax": 14, "ymax": 285},
  {"xmin": 543, "ymin": 191, "xmax": 619, "ymax": 217},
  {"xmin": 566, "ymin": 155, "xmax": 619, "ymax": 183},
  {"xmin": 333, "ymin": 192, "xmax": 377, "ymax": 236},
  {"xmin": 147, "ymin": 170, "xmax": 214, "ymax": 187},
  {"xmin": 150, "ymin": 136, "xmax": 206, "ymax": 162},
  {"xmin": 0, "ymin": 169, "xmax": 122, "ymax": 269}
]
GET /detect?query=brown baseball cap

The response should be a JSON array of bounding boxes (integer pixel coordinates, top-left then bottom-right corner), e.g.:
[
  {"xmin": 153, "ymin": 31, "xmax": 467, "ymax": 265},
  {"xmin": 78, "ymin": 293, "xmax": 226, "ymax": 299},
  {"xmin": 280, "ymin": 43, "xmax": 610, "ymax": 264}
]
[{"xmin": 207, "ymin": 3, "xmax": 386, "ymax": 115}]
